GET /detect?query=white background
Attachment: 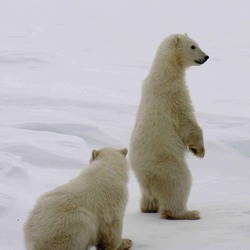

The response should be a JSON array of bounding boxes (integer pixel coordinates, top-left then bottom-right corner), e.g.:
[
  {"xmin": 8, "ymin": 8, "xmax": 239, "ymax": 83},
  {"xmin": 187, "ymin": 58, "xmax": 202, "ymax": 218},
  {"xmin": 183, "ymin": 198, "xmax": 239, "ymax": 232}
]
[{"xmin": 0, "ymin": 1, "xmax": 250, "ymax": 249}]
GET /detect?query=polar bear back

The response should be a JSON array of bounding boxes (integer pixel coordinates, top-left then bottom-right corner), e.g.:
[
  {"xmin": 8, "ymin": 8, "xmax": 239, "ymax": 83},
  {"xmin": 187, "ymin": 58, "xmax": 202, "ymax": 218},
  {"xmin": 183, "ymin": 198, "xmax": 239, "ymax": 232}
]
[{"xmin": 24, "ymin": 147, "xmax": 129, "ymax": 250}]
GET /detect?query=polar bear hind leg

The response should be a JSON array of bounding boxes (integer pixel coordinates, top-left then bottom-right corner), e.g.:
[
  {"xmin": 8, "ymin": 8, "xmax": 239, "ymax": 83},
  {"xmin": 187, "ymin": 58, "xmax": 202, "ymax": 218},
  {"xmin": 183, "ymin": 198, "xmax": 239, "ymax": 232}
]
[
  {"xmin": 140, "ymin": 160, "xmax": 200, "ymax": 220},
  {"xmin": 140, "ymin": 194, "xmax": 159, "ymax": 213}
]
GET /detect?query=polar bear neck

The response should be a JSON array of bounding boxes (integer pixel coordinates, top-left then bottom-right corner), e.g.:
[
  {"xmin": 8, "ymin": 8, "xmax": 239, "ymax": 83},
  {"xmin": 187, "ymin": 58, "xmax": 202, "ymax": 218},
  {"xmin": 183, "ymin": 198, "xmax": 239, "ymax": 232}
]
[{"xmin": 147, "ymin": 45, "xmax": 186, "ymax": 90}]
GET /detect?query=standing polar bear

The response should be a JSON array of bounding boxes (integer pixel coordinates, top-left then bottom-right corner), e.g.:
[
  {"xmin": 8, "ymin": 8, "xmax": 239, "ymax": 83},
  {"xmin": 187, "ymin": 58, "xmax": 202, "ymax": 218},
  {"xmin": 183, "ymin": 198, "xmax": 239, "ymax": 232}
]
[
  {"xmin": 24, "ymin": 147, "xmax": 132, "ymax": 250},
  {"xmin": 130, "ymin": 34, "xmax": 209, "ymax": 220}
]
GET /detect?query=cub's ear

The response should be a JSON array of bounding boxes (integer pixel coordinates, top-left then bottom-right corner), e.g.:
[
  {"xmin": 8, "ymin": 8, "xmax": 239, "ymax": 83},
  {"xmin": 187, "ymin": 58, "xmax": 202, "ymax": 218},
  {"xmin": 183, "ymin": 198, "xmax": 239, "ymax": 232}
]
[
  {"xmin": 118, "ymin": 148, "xmax": 128, "ymax": 157},
  {"xmin": 92, "ymin": 149, "xmax": 100, "ymax": 160},
  {"xmin": 174, "ymin": 35, "xmax": 180, "ymax": 47},
  {"xmin": 184, "ymin": 33, "xmax": 188, "ymax": 36}
]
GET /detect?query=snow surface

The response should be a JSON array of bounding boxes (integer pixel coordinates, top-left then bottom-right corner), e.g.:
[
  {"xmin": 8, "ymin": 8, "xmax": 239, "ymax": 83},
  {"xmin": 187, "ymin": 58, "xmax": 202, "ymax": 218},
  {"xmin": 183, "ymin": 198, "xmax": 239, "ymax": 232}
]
[{"xmin": 0, "ymin": 0, "xmax": 250, "ymax": 249}]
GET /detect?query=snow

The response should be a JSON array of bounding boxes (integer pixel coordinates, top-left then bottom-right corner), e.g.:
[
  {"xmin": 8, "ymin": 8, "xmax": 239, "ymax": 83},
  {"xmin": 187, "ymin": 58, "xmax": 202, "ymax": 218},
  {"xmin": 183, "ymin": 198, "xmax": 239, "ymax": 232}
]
[{"xmin": 0, "ymin": 0, "xmax": 250, "ymax": 249}]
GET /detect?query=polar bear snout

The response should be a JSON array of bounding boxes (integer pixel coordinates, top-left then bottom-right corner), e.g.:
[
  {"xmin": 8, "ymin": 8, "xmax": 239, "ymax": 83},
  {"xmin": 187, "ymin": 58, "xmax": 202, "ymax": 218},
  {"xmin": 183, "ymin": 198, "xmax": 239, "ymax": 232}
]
[{"xmin": 194, "ymin": 54, "xmax": 209, "ymax": 65}]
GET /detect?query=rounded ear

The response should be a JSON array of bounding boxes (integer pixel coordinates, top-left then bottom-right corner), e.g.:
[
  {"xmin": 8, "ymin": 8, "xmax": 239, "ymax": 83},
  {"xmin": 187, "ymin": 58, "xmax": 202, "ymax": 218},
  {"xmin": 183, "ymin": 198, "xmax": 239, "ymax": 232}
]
[
  {"xmin": 184, "ymin": 33, "xmax": 189, "ymax": 36},
  {"xmin": 92, "ymin": 149, "xmax": 100, "ymax": 159},
  {"xmin": 174, "ymin": 35, "xmax": 180, "ymax": 47},
  {"xmin": 119, "ymin": 148, "xmax": 128, "ymax": 157}
]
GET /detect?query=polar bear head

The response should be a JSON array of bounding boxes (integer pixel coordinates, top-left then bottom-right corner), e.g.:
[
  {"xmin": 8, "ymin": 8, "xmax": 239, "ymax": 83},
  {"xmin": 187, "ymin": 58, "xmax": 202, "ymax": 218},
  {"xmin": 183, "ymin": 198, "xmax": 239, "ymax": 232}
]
[
  {"xmin": 153, "ymin": 34, "xmax": 209, "ymax": 71},
  {"xmin": 173, "ymin": 34, "xmax": 209, "ymax": 67},
  {"xmin": 90, "ymin": 147, "xmax": 128, "ymax": 163}
]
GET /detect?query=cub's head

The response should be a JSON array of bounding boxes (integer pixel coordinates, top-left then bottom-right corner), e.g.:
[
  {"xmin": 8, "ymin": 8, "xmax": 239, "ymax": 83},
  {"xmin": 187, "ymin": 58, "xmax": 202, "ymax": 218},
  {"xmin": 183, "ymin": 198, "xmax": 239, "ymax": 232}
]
[
  {"xmin": 172, "ymin": 33, "xmax": 209, "ymax": 67},
  {"xmin": 90, "ymin": 147, "xmax": 128, "ymax": 163}
]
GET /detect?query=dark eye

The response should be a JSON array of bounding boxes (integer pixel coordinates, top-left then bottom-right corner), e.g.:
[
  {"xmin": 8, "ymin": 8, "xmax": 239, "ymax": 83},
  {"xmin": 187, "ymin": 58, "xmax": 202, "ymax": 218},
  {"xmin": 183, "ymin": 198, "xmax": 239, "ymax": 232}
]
[{"xmin": 191, "ymin": 45, "xmax": 196, "ymax": 49}]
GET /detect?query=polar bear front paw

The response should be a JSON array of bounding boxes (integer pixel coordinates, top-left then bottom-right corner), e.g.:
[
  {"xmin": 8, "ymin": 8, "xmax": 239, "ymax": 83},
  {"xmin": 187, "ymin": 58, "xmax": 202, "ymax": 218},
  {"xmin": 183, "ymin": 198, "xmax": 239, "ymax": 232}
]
[
  {"xmin": 117, "ymin": 239, "xmax": 132, "ymax": 250},
  {"xmin": 188, "ymin": 144, "xmax": 205, "ymax": 158}
]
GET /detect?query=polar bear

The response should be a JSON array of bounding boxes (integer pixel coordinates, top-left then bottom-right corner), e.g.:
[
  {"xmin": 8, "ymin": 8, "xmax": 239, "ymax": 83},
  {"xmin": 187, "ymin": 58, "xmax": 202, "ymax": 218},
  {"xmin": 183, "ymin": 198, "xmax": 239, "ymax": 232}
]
[
  {"xmin": 129, "ymin": 34, "xmax": 209, "ymax": 220},
  {"xmin": 24, "ymin": 147, "xmax": 132, "ymax": 250}
]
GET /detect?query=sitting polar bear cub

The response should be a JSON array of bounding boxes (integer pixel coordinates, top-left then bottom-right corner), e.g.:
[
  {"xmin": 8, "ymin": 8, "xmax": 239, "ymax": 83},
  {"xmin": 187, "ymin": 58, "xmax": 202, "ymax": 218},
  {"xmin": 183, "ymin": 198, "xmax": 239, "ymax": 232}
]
[
  {"xmin": 130, "ymin": 34, "xmax": 209, "ymax": 220},
  {"xmin": 24, "ymin": 147, "xmax": 132, "ymax": 250}
]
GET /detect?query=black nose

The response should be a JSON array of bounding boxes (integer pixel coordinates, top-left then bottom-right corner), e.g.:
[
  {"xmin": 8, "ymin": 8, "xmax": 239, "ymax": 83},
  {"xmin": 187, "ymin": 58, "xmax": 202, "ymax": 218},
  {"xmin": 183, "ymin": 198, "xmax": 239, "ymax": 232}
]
[{"xmin": 204, "ymin": 55, "xmax": 209, "ymax": 61}]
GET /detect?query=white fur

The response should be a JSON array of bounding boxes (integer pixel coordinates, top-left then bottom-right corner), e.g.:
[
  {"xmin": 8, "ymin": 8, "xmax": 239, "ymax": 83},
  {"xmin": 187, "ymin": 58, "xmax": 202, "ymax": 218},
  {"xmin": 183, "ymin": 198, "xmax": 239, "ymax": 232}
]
[
  {"xmin": 24, "ymin": 147, "xmax": 132, "ymax": 250},
  {"xmin": 129, "ymin": 34, "xmax": 208, "ymax": 220}
]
